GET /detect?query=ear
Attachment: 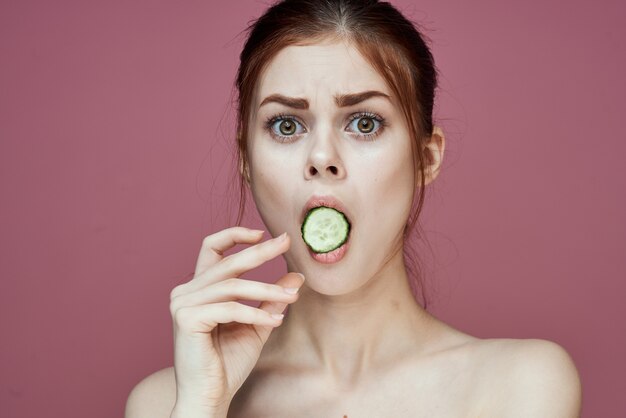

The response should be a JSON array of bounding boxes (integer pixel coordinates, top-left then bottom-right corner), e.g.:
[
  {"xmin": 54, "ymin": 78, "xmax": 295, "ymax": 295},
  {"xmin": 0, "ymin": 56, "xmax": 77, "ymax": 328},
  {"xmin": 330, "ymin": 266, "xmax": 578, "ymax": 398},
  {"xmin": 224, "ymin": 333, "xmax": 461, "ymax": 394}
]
[{"xmin": 423, "ymin": 125, "xmax": 445, "ymax": 185}]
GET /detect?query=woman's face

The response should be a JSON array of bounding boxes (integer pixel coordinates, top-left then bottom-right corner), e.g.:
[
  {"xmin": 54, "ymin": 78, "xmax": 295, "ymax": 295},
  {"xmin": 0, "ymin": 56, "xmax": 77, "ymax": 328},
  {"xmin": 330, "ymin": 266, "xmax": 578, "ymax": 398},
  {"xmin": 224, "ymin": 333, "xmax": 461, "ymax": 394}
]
[{"xmin": 246, "ymin": 39, "xmax": 415, "ymax": 295}]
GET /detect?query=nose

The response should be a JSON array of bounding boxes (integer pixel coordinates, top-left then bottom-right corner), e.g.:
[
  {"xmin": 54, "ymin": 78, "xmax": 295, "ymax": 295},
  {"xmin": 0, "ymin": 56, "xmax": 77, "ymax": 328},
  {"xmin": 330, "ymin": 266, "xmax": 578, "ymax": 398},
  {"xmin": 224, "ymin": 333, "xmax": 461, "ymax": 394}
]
[{"xmin": 304, "ymin": 130, "xmax": 346, "ymax": 181}]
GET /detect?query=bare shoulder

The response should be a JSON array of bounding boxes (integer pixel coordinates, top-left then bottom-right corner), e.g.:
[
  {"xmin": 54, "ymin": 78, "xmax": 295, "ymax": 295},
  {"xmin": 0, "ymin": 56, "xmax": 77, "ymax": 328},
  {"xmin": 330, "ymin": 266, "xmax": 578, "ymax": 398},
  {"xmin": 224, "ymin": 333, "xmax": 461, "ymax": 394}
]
[
  {"xmin": 125, "ymin": 366, "xmax": 176, "ymax": 418},
  {"xmin": 471, "ymin": 338, "xmax": 582, "ymax": 417}
]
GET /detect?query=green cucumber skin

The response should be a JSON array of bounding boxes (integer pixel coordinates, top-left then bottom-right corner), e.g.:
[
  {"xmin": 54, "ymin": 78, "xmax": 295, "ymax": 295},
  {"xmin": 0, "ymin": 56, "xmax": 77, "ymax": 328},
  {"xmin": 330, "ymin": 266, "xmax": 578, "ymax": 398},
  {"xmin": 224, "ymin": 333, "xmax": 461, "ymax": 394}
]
[{"xmin": 301, "ymin": 206, "xmax": 351, "ymax": 254}]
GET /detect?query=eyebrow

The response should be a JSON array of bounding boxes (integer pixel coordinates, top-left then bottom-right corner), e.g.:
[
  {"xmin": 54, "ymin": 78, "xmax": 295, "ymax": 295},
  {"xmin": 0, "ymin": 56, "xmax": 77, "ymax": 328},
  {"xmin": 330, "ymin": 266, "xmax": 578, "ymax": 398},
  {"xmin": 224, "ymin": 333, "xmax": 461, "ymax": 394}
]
[{"xmin": 258, "ymin": 90, "xmax": 391, "ymax": 109}]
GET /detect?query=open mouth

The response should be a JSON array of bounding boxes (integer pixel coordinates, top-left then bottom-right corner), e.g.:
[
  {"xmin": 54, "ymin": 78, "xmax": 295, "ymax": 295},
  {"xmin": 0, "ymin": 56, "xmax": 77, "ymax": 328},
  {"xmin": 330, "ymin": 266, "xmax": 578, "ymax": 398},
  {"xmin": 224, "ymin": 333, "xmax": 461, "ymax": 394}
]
[{"xmin": 301, "ymin": 205, "xmax": 351, "ymax": 264}]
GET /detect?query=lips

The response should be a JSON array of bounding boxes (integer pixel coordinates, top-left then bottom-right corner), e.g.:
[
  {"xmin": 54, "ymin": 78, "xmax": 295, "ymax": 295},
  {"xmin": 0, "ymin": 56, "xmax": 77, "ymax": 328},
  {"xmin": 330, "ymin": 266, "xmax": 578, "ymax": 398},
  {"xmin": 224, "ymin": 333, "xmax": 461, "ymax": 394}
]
[
  {"xmin": 300, "ymin": 195, "xmax": 353, "ymax": 225},
  {"xmin": 301, "ymin": 194, "xmax": 353, "ymax": 264}
]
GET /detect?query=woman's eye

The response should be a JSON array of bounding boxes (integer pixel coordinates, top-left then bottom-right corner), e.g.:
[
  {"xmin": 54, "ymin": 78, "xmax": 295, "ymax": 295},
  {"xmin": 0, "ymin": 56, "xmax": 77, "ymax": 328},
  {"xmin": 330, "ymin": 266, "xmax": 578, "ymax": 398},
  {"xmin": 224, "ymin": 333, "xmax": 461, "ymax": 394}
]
[
  {"xmin": 353, "ymin": 117, "xmax": 376, "ymax": 133},
  {"xmin": 269, "ymin": 117, "xmax": 304, "ymax": 139},
  {"xmin": 347, "ymin": 115, "xmax": 383, "ymax": 137}
]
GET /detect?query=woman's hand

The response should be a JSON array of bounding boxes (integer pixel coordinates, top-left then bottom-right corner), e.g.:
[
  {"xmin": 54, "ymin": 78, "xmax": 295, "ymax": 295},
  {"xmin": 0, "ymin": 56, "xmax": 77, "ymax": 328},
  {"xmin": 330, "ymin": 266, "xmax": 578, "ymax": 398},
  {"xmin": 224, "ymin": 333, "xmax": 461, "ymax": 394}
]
[{"xmin": 168, "ymin": 227, "xmax": 303, "ymax": 417}]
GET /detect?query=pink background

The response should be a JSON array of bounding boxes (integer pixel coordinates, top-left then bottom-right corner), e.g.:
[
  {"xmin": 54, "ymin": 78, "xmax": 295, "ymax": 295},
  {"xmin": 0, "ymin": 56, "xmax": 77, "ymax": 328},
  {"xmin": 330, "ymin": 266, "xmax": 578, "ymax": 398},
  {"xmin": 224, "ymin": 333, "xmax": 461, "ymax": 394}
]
[{"xmin": 1, "ymin": 0, "xmax": 624, "ymax": 417}]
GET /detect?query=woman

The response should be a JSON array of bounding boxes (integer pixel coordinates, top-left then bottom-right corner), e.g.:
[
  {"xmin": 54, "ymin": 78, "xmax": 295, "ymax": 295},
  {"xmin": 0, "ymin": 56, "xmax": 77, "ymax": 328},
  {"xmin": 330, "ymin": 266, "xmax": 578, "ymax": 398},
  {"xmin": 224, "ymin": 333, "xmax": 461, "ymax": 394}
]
[{"xmin": 126, "ymin": 1, "xmax": 582, "ymax": 416}]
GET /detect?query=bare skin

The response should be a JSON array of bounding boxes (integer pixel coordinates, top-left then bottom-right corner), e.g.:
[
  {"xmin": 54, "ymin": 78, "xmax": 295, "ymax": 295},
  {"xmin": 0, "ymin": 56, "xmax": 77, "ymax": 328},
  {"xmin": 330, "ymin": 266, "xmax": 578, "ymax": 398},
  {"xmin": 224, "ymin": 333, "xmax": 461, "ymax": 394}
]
[
  {"xmin": 127, "ymin": 331, "xmax": 579, "ymax": 417},
  {"xmin": 229, "ymin": 312, "xmax": 483, "ymax": 417},
  {"xmin": 125, "ymin": 39, "xmax": 581, "ymax": 418}
]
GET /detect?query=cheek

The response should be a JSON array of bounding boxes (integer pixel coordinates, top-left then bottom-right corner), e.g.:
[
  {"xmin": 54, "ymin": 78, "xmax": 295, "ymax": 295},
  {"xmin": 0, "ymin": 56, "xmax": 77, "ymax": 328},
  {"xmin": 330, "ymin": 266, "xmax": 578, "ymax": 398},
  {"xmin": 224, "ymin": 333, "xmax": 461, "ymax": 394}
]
[
  {"xmin": 357, "ymin": 147, "xmax": 414, "ymax": 242},
  {"xmin": 249, "ymin": 150, "xmax": 295, "ymax": 231},
  {"xmin": 381, "ymin": 154, "xmax": 414, "ymax": 218}
]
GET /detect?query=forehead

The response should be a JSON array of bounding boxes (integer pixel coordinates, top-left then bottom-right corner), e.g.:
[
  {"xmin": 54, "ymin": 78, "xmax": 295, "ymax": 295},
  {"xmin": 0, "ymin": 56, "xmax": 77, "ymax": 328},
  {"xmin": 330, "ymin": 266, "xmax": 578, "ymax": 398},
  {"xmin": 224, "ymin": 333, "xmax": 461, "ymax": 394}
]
[{"xmin": 253, "ymin": 40, "xmax": 391, "ymax": 105}]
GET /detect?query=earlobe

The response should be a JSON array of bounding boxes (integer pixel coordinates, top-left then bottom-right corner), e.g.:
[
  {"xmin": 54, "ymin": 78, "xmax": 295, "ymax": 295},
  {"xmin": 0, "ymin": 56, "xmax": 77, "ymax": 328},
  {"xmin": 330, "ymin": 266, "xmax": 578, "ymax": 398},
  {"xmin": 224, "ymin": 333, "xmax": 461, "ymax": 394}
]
[{"xmin": 424, "ymin": 125, "xmax": 445, "ymax": 185}]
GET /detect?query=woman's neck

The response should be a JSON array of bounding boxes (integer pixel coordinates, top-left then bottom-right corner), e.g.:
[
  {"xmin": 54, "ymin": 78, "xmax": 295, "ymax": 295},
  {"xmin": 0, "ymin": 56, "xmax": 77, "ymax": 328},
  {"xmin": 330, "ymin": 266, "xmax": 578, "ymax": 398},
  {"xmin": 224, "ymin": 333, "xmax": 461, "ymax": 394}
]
[{"xmin": 260, "ymin": 250, "xmax": 436, "ymax": 389}]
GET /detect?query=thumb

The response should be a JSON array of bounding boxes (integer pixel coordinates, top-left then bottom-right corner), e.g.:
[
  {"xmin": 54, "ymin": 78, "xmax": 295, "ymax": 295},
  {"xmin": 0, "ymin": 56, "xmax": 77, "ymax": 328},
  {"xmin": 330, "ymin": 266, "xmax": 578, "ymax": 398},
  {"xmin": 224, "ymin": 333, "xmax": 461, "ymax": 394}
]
[{"xmin": 254, "ymin": 272, "xmax": 305, "ymax": 342}]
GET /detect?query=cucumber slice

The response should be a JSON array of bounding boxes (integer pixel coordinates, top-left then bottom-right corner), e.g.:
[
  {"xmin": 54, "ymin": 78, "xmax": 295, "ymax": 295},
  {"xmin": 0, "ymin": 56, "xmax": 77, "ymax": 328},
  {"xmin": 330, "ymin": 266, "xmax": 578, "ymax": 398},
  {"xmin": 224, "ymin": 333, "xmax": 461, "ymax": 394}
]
[{"xmin": 301, "ymin": 206, "xmax": 351, "ymax": 253}]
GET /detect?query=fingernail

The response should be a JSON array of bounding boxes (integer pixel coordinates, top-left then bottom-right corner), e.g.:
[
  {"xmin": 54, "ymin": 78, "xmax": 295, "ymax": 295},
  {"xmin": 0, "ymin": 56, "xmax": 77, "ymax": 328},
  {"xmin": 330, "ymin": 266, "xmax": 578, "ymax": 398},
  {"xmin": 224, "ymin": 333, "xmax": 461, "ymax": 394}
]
[
  {"xmin": 276, "ymin": 232, "xmax": 287, "ymax": 241},
  {"xmin": 284, "ymin": 287, "xmax": 299, "ymax": 294},
  {"xmin": 252, "ymin": 229, "xmax": 264, "ymax": 235},
  {"xmin": 295, "ymin": 273, "xmax": 305, "ymax": 281},
  {"xmin": 271, "ymin": 313, "xmax": 284, "ymax": 320}
]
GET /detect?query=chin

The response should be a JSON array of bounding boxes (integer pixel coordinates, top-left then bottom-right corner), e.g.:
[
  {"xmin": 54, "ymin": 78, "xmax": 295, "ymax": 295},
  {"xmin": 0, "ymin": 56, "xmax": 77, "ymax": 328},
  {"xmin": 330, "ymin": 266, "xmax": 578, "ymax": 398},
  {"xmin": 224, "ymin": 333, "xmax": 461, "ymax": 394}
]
[
  {"xmin": 302, "ymin": 273, "xmax": 363, "ymax": 297},
  {"xmin": 285, "ymin": 246, "xmax": 369, "ymax": 296}
]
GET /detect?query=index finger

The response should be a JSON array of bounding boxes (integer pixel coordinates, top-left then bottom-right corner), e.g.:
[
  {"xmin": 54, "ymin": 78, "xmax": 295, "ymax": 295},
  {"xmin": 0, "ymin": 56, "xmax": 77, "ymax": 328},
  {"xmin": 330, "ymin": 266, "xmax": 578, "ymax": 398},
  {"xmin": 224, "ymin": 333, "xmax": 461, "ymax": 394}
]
[
  {"xmin": 194, "ymin": 227, "xmax": 265, "ymax": 276},
  {"xmin": 185, "ymin": 233, "xmax": 291, "ymax": 293}
]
